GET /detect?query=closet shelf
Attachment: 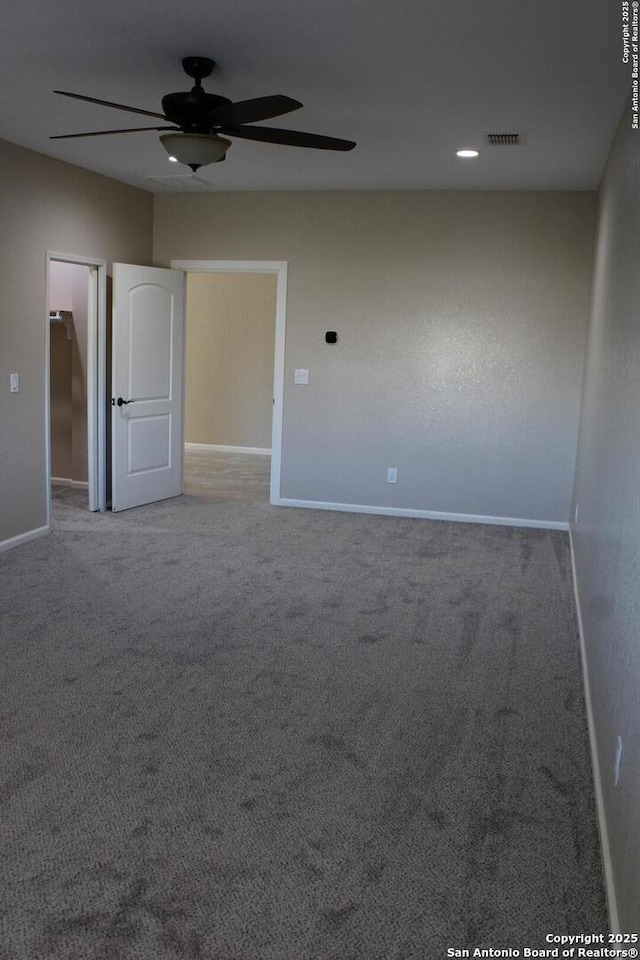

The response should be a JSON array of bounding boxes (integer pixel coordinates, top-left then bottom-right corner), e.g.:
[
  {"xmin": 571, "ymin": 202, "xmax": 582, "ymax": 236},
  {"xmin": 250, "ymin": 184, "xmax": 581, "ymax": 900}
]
[{"xmin": 49, "ymin": 310, "xmax": 73, "ymax": 339}]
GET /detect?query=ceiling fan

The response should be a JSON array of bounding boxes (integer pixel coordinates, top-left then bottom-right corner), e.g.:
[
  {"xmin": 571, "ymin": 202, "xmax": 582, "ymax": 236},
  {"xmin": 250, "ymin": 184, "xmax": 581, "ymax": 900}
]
[{"xmin": 51, "ymin": 56, "xmax": 356, "ymax": 171}]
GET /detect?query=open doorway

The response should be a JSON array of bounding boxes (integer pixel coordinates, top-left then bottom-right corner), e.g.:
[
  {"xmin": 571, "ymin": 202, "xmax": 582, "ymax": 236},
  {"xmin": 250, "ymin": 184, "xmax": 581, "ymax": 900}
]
[
  {"xmin": 183, "ymin": 271, "xmax": 275, "ymax": 503},
  {"xmin": 45, "ymin": 258, "xmax": 285, "ymax": 519},
  {"xmin": 46, "ymin": 253, "xmax": 107, "ymax": 522},
  {"xmin": 172, "ymin": 260, "xmax": 287, "ymax": 506},
  {"xmin": 49, "ymin": 261, "xmax": 91, "ymax": 507}
]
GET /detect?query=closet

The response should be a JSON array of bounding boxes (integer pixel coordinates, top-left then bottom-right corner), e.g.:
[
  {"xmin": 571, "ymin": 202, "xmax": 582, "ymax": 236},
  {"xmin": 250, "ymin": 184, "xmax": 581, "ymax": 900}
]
[{"xmin": 49, "ymin": 262, "xmax": 90, "ymax": 489}]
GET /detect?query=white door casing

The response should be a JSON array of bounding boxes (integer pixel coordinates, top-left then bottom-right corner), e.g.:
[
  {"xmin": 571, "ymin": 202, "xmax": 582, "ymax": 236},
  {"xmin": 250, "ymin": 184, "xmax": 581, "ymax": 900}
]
[
  {"xmin": 112, "ymin": 264, "xmax": 185, "ymax": 512},
  {"xmin": 45, "ymin": 252, "xmax": 107, "ymax": 520}
]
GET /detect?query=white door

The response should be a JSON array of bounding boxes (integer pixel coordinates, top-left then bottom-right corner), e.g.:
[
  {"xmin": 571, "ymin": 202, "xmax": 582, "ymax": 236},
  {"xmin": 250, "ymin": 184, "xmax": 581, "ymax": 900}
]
[{"xmin": 111, "ymin": 264, "xmax": 185, "ymax": 512}]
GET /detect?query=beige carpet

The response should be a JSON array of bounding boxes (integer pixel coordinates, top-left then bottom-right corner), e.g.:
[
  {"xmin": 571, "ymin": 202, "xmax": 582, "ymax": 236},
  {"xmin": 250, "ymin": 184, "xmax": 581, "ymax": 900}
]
[{"xmin": 183, "ymin": 447, "xmax": 270, "ymax": 502}]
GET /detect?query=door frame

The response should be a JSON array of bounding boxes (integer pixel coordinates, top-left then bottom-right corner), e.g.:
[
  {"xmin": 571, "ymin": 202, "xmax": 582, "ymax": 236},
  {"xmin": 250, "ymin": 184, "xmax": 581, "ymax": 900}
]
[
  {"xmin": 170, "ymin": 259, "xmax": 287, "ymax": 504},
  {"xmin": 45, "ymin": 252, "xmax": 108, "ymax": 519}
]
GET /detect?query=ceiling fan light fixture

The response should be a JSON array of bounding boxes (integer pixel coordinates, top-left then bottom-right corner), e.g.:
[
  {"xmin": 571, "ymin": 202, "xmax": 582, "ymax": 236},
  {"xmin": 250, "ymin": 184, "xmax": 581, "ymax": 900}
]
[
  {"xmin": 160, "ymin": 132, "xmax": 231, "ymax": 171},
  {"xmin": 52, "ymin": 57, "xmax": 355, "ymax": 162}
]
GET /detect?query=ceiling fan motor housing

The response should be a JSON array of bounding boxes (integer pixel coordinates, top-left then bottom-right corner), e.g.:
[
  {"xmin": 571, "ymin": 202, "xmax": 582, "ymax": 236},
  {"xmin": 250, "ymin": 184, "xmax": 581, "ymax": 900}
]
[{"xmin": 161, "ymin": 91, "xmax": 232, "ymax": 132}]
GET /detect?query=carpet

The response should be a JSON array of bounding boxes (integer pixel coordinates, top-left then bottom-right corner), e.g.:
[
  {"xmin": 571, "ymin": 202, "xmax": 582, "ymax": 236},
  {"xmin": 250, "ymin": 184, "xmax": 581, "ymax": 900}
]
[{"xmin": 0, "ymin": 489, "xmax": 607, "ymax": 958}]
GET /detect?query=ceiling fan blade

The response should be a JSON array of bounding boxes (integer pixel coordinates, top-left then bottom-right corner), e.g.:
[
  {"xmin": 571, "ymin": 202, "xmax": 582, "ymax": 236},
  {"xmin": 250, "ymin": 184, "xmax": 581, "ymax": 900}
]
[
  {"xmin": 50, "ymin": 126, "xmax": 178, "ymax": 139},
  {"xmin": 203, "ymin": 95, "xmax": 303, "ymax": 127},
  {"xmin": 54, "ymin": 90, "xmax": 168, "ymax": 121},
  {"xmin": 221, "ymin": 125, "xmax": 356, "ymax": 151}
]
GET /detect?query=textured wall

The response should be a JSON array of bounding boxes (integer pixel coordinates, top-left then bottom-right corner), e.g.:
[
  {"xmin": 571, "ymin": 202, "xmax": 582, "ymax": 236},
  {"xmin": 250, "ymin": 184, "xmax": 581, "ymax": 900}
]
[
  {"xmin": 155, "ymin": 191, "xmax": 595, "ymax": 524},
  {"xmin": 185, "ymin": 273, "xmax": 277, "ymax": 449},
  {"xmin": 571, "ymin": 106, "xmax": 640, "ymax": 931},
  {"xmin": 0, "ymin": 138, "xmax": 153, "ymax": 543}
]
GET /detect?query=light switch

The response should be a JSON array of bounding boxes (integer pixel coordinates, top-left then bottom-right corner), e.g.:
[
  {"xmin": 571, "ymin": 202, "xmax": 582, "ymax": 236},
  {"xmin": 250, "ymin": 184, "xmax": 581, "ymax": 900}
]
[
  {"xmin": 294, "ymin": 369, "xmax": 309, "ymax": 384},
  {"xmin": 10, "ymin": 373, "xmax": 19, "ymax": 393}
]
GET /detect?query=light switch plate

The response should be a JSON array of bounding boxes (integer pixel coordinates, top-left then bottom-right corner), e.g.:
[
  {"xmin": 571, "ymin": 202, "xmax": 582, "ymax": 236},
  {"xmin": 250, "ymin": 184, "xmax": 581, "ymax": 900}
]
[
  {"xmin": 294, "ymin": 368, "xmax": 309, "ymax": 384},
  {"xmin": 10, "ymin": 373, "xmax": 19, "ymax": 393}
]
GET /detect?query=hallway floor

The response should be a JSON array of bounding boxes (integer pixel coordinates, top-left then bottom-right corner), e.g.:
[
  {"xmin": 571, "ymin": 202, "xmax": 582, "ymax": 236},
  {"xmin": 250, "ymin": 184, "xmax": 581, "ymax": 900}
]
[{"xmin": 183, "ymin": 446, "xmax": 271, "ymax": 503}]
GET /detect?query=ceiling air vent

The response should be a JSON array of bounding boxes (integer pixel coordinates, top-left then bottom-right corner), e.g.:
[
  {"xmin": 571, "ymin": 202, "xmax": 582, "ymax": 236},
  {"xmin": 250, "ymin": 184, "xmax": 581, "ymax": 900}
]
[
  {"xmin": 144, "ymin": 174, "xmax": 213, "ymax": 192},
  {"xmin": 485, "ymin": 133, "xmax": 525, "ymax": 146}
]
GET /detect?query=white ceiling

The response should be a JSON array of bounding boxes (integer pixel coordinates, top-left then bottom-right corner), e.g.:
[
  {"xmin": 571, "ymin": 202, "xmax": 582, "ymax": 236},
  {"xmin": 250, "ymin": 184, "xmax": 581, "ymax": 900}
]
[{"xmin": 0, "ymin": 0, "xmax": 630, "ymax": 194}]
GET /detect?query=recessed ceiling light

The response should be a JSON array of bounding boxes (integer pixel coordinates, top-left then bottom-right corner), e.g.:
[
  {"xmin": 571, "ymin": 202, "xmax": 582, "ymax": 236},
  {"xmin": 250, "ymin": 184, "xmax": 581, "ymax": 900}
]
[
  {"xmin": 168, "ymin": 155, "xmax": 178, "ymax": 162},
  {"xmin": 456, "ymin": 149, "xmax": 480, "ymax": 158}
]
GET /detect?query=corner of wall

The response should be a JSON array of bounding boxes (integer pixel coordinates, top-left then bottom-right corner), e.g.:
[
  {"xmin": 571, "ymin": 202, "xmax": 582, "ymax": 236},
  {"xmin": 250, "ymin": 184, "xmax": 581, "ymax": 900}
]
[{"xmin": 568, "ymin": 526, "xmax": 619, "ymax": 933}]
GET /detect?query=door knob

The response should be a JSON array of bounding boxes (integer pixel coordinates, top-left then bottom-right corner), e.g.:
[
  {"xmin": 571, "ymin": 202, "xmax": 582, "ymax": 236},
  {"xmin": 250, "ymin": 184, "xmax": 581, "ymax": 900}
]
[{"xmin": 113, "ymin": 397, "xmax": 132, "ymax": 406}]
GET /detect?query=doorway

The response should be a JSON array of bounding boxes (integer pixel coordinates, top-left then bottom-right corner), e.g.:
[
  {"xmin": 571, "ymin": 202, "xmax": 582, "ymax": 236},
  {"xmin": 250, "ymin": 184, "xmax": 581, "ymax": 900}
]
[
  {"xmin": 46, "ymin": 253, "xmax": 107, "ymax": 522},
  {"xmin": 45, "ymin": 258, "xmax": 286, "ymax": 519},
  {"xmin": 172, "ymin": 260, "xmax": 287, "ymax": 505},
  {"xmin": 183, "ymin": 270, "xmax": 275, "ymax": 503},
  {"xmin": 49, "ymin": 261, "xmax": 90, "ymax": 506}
]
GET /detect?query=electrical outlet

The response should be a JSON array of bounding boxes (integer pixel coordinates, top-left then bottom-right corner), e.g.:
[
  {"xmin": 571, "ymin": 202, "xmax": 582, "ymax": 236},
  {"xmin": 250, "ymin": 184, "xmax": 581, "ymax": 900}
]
[
  {"xmin": 387, "ymin": 467, "xmax": 397, "ymax": 484},
  {"xmin": 614, "ymin": 736, "xmax": 623, "ymax": 786}
]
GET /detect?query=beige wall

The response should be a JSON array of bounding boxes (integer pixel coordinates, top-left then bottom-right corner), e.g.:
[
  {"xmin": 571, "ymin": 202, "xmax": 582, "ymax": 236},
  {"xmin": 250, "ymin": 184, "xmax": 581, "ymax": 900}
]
[
  {"xmin": 185, "ymin": 273, "xmax": 277, "ymax": 449},
  {"xmin": 0, "ymin": 149, "xmax": 596, "ymax": 538},
  {"xmin": 571, "ymin": 103, "xmax": 640, "ymax": 932},
  {"xmin": 155, "ymin": 191, "xmax": 595, "ymax": 524},
  {"xmin": 49, "ymin": 322, "xmax": 73, "ymax": 478},
  {"xmin": 49, "ymin": 262, "xmax": 90, "ymax": 482},
  {"xmin": 49, "ymin": 260, "xmax": 75, "ymax": 311},
  {"xmin": 0, "ymin": 137, "xmax": 153, "ymax": 544}
]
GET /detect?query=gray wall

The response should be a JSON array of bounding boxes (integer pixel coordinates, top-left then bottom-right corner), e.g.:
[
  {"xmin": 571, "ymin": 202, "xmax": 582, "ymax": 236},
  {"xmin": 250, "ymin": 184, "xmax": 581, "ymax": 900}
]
[
  {"xmin": 0, "ymin": 138, "xmax": 153, "ymax": 544},
  {"xmin": 571, "ymin": 106, "xmax": 640, "ymax": 932},
  {"xmin": 155, "ymin": 191, "xmax": 595, "ymax": 524}
]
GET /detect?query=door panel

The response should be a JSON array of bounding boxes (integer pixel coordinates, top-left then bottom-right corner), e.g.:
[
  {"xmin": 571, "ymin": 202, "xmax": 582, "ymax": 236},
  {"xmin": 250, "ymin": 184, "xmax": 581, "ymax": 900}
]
[
  {"xmin": 112, "ymin": 264, "xmax": 184, "ymax": 512},
  {"xmin": 129, "ymin": 286, "xmax": 173, "ymax": 398},
  {"xmin": 128, "ymin": 415, "xmax": 171, "ymax": 473}
]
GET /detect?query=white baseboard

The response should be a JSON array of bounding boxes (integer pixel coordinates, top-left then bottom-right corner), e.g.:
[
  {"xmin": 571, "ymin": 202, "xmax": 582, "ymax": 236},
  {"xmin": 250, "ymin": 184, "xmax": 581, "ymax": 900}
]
[
  {"xmin": 569, "ymin": 526, "xmax": 619, "ymax": 933},
  {"xmin": 51, "ymin": 477, "xmax": 89, "ymax": 488},
  {"xmin": 185, "ymin": 442, "xmax": 271, "ymax": 456},
  {"xmin": 0, "ymin": 524, "xmax": 49, "ymax": 554},
  {"xmin": 273, "ymin": 497, "xmax": 569, "ymax": 530}
]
